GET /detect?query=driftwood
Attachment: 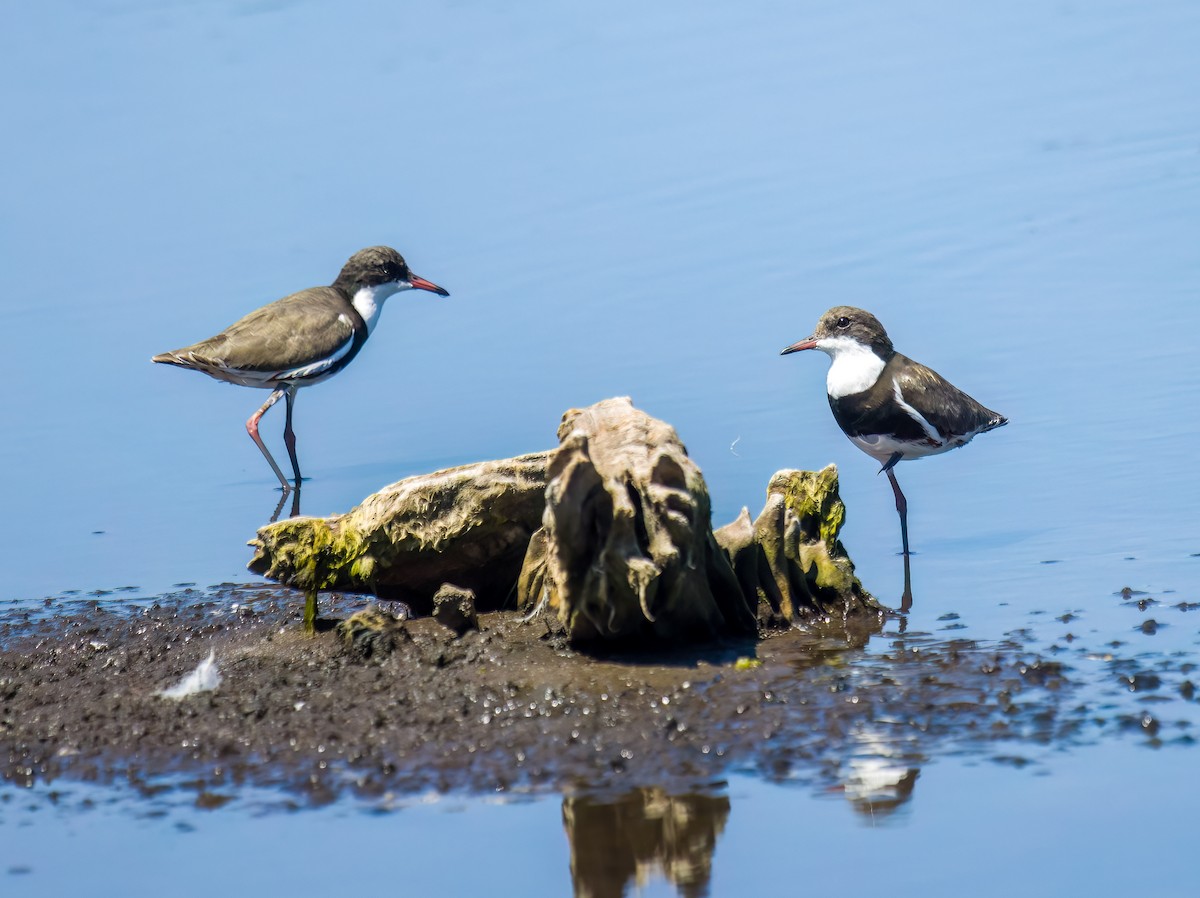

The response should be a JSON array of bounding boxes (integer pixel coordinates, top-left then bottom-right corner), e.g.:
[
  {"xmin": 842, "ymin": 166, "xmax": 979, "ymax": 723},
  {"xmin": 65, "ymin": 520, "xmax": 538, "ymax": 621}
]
[
  {"xmin": 715, "ymin": 466, "xmax": 882, "ymax": 626},
  {"xmin": 247, "ymin": 397, "xmax": 879, "ymax": 642},
  {"xmin": 516, "ymin": 397, "xmax": 757, "ymax": 643},
  {"xmin": 248, "ymin": 452, "xmax": 552, "ymax": 618}
]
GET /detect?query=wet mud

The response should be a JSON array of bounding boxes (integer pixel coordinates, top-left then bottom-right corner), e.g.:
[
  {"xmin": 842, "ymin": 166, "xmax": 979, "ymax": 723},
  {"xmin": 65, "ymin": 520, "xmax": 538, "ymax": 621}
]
[{"xmin": 1, "ymin": 586, "xmax": 1196, "ymax": 812}]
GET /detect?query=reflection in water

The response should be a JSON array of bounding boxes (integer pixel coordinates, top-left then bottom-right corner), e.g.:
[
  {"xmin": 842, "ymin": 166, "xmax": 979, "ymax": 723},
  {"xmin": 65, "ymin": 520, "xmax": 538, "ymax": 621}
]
[
  {"xmin": 842, "ymin": 762, "xmax": 919, "ymax": 820},
  {"xmin": 838, "ymin": 720, "xmax": 923, "ymax": 821},
  {"xmin": 900, "ymin": 551, "xmax": 913, "ymax": 614},
  {"xmin": 268, "ymin": 487, "xmax": 302, "ymax": 523},
  {"xmin": 562, "ymin": 789, "xmax": 729, "ymax": 898}
]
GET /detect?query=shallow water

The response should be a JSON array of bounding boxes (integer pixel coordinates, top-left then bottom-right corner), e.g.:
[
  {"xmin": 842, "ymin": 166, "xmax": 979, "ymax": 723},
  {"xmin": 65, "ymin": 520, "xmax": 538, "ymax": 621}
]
[
  {"xmin": 5, "ymin": 746, "xmax": 1198, "ymax": 898},
  {"xmin": 2, "ymin": 0, "xmax": 1199, "ymax": 895}
]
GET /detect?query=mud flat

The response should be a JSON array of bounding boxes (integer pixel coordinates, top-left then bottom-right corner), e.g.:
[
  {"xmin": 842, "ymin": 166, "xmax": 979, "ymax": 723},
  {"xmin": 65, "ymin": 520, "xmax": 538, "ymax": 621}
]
[{"xmin": 0, "ymin": 585, "xmax": 1085, "ymax": 807}]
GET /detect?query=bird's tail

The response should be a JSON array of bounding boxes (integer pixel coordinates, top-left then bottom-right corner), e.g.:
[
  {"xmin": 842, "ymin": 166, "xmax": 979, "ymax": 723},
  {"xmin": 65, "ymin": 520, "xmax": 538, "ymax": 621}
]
[{"xmin": 152, "ymin": 351, "xmax": 193, "ymax": 368}]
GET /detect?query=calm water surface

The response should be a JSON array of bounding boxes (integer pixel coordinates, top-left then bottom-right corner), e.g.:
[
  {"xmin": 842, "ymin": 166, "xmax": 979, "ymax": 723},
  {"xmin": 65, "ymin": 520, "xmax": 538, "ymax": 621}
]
[{"xmin": 2, "ymin": 0, "xmax": 1199, "ymax": 895}]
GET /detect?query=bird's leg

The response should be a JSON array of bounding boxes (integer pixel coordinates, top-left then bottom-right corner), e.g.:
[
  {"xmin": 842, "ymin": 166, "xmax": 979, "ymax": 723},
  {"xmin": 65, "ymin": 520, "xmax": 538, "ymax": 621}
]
[
  {"xmin": 246, "ymin": 388, "xmax": 291, "ymax": 491},
  {"xmin": 884, "ymin": 462, "xmax": 910, "ymax": 557},
  {"xmin": 878, "ymin": 451, "xmax": 903, "ymax": 475},
  {"xmin": 282, "ymin": 385, "xmax": 302, "ymax": 487},
  {"xmin": 880, "ymin": 453, "xmax": 914, "ymax": 610}
]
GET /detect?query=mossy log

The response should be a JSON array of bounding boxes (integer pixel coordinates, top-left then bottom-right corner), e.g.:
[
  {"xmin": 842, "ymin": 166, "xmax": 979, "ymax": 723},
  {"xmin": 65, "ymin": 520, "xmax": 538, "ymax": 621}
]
[
  {"xmin": 516, "ymin": 397, "xmax": 758, "ymax": 643},
  {"xmin": 248, "ymin": 452, "xmax": 552, "ymax": 613},
  {"xmin": 714, "ymin": 466, "xmax": 883, "ymax": 626}
]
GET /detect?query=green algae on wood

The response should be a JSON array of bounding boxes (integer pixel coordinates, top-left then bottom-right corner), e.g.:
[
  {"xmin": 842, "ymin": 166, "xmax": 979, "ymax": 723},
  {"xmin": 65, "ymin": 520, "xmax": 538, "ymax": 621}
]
[
  {"xmin": 776, "ymin": 468, "xmax": 846, "ymax": 548},
  {"xmin": 334, "ymin": 605, "xmax": 409, "ymax": 658},
  {"xmin": 714, "ymin": 465, "xmax": 882, "ymax": 626},
  {"xmin": 248, "ymin": 452, "xmax": 553, "ymax": 614}
]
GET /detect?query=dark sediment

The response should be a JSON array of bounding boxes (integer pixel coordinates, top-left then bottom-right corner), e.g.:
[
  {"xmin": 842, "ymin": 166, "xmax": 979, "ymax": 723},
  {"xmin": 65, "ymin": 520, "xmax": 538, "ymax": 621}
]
[{"xmin": 0, "ymin": 584, "xmax": 1129, "ymax": 809}]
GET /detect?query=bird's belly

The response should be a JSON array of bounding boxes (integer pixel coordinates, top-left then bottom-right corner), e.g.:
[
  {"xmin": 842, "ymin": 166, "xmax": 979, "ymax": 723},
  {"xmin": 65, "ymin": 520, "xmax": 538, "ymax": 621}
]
[
  {"xmin": 847, "ymin": 432, "xmax": 953, "ymax": 464},
  {"xmin": 276, "ymin": 364, "xmax": 346, "ymax": 387},
  {"xmin": 179, "ymin": 329, "xmax": 357, "ymax": 390},
  {"xmin": 195, "ymin": 355, "xmax": 350, "ymax": 389},
  {"xmin": 191, "ymin": 366, "xmax": 280, "ymax": 389},
  {"xmin": 220, "ymin": 367, "xmax": 342, "ymax": 389}
]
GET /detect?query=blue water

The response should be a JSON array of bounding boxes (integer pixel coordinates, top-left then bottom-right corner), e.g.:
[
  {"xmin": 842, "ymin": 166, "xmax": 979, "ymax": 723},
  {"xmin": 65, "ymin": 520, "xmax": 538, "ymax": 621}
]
[
  {"xmin": 4, "ymin": 744, "xmax": 1197, "ymax": 898},
  {"xmin": 2, "ymin": 0, "xmax": 1199, "ymax": 894}
]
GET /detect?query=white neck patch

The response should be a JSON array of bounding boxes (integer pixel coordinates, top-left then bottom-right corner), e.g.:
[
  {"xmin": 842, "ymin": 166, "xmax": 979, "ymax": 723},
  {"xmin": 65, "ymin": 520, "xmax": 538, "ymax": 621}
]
[
  {"xmin": 817, "ymin": 335, "xmax": 886, "ymax": 399},
  {"xmin": 351, "ymin": 281, "xmax": 409, "ymax": 335}
]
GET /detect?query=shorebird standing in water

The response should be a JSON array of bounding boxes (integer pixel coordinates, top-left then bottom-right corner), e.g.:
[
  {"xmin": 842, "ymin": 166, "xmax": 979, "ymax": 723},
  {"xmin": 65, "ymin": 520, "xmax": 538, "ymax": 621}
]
[
  {"xmin": 153, "ymin": 246, "xmax": 449, "ymax": 491},
  {"xmin": 781, "ymin": 306, "xmax": 1007, "ymax": 604}
]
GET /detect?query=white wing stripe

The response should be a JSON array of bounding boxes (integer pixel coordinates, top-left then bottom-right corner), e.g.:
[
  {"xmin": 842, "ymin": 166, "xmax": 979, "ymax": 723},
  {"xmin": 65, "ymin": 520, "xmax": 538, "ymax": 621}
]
[
  {"xmin": 276, "ymin": 329, "xmax": 356, "ymax": 381},
  {"xmin": 892, "ymin": 378, "xmax": 943, "ymax": 445}
]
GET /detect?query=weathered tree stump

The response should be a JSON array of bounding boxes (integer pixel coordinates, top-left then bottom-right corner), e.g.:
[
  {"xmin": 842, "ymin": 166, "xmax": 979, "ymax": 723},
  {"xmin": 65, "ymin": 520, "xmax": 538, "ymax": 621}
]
[
  {"xmin": 247, "ymin": 398, "xmax": 880, "ymax": 642},
  {"xmin": 516, "ymin": 397, "xmax": 758, "ymax": 643},
  {"xmin": 248, "ymin": 452, "xmax": 552, "ymax": 615},
  {"xmin": 714, "ymin": 466, "xmax": 883, "ymax": 626}
]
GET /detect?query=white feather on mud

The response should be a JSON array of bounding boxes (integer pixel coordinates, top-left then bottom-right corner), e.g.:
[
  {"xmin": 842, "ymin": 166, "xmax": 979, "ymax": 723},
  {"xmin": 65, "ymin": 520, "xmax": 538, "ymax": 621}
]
[{"xmin": 157, "ymin": 651, "xmax": 222, "ymax": 699}]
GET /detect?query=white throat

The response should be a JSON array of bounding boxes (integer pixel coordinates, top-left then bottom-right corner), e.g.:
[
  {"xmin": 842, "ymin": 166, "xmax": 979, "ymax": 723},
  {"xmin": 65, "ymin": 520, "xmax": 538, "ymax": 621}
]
[
  {"xmin": 351, "ymin": 282, "xmax": 409, "ymax": 335},
  {"xmin": 818, "ymin": 335, "xmax": 887, "ymax": 399}
]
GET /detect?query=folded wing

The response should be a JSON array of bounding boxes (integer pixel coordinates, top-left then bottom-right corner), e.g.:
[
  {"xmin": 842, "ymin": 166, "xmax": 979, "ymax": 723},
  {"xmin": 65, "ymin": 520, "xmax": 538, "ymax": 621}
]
[{"xmin": 153, "ymin": 287, "xmax": 359, "ymax": 386}]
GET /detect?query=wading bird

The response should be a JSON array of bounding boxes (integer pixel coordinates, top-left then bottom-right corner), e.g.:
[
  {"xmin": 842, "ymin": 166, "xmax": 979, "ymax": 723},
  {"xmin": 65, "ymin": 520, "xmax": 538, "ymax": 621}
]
[{"xmin": 153, "ymin": 246, "xmax": 449, "ymax": 490}]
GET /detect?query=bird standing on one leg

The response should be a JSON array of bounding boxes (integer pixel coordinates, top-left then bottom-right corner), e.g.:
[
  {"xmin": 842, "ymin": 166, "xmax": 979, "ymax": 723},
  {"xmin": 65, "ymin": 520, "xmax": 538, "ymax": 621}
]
[
  {"xmin": 780, "ymin": 306, "xmax": 1006, "ymax": 602},
  {"xmin": 153, "ymin": 246, "xmax": 449, "ymax": 491}
]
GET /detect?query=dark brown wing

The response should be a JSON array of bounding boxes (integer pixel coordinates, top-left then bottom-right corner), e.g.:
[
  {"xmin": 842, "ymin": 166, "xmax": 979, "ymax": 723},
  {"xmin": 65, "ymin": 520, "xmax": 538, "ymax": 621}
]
[{"xmin": 891, "ymin": 354, "xmax": 1007, "ymax": 440}]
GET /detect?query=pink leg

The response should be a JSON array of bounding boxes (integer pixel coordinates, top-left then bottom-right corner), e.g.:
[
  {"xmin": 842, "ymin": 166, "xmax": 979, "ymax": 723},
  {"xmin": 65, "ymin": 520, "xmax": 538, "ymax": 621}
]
[{"xmin": 246, "ymin": 388, "xmax": 291, "ymax": 490}]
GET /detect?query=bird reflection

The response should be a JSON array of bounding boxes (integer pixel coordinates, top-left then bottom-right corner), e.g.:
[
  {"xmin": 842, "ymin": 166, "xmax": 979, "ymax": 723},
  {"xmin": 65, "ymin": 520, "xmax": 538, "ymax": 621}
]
[
  {"xmin": 841, "ymin": 760, "xmax": 920, "ymax": 821},
  {"xmin": 268, "ymin": 487, "xmax": 302, "ymax": 524},
  {"xmin": 837, "ymin": 722, "xmax": 923, "ymax": 823},
  {"xmin": 561, "ymin": 788, "xmax": 729, "ymax": 898}
]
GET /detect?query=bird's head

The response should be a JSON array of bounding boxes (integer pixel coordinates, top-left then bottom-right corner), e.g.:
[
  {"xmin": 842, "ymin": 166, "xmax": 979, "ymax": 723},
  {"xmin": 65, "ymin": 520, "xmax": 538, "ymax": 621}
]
[
  {"xmin": 335, "ymin": 246, "xmax": 450, "ymax": 299},
  {"xmin": 780, "ymin": 306, "xmax": 893, "ymax": 360}
]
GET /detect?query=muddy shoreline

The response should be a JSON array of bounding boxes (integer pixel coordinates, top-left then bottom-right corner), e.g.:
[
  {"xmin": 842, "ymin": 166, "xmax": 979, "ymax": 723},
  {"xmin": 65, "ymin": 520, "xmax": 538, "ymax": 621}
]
[{"xmin": 0, "ymin": 584, "xmax": 1170, "ymax": 809}]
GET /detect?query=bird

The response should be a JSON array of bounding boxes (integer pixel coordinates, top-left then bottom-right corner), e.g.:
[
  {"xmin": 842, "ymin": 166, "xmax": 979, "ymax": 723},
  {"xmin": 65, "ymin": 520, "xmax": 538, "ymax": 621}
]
[
  {"xmin": 780, "ymin": 306, "xmax": 1006, "ymax": 560},
  {"xmin": 153, "ymin": 246, "xmax": 449, "ymax": 491}
]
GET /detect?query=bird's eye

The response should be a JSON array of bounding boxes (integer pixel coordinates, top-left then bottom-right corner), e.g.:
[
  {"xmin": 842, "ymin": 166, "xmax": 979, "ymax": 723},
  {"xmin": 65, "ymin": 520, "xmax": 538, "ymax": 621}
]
[{"xmin": 836, "ymin": 316, "xmax": 851, "ymax": 329}]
